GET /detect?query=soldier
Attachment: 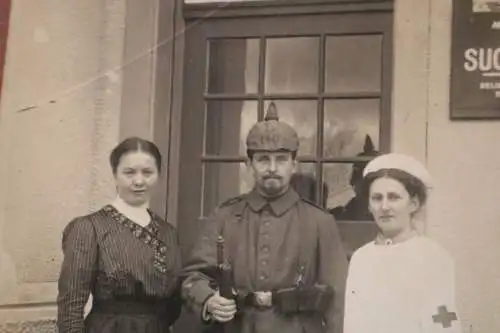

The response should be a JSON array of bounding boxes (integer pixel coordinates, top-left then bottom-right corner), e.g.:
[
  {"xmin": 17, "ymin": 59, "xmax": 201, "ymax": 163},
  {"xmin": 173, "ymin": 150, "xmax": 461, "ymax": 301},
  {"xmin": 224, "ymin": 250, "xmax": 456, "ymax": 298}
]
[{"xmin": 181, "ymin": 103, "xmax": 348, "ymax": 333}]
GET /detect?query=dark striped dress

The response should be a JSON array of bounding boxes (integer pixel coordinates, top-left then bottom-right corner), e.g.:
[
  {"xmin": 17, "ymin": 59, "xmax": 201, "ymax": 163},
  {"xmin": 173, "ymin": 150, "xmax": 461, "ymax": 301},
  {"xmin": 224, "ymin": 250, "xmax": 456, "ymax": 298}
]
[{"xmin": 57, "ymin": 205, "xmax": 182, "ymax": 333}]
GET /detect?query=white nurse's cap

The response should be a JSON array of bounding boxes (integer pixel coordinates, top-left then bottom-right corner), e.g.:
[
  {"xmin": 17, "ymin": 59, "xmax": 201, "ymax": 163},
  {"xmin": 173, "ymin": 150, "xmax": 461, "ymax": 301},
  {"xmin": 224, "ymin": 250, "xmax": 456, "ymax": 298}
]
[{"xmin": 362, "ymin": 153, "xmax": 433, "ymax": 189}]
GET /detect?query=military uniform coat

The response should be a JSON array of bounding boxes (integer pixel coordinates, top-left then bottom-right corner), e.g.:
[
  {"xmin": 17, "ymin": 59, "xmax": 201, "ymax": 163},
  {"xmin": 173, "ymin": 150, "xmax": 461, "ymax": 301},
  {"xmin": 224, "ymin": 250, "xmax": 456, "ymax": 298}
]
[{"xmin": 181, "ymin": 188, "xmax": 348, "ymax": 333}]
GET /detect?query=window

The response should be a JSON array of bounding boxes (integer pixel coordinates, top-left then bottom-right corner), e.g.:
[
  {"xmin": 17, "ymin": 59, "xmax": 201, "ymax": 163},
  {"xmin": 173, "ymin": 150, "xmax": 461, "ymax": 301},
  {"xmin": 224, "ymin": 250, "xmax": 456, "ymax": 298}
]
[{"xmin": 179, "ymin": 9, "xmax": 392, "ymax": 257}]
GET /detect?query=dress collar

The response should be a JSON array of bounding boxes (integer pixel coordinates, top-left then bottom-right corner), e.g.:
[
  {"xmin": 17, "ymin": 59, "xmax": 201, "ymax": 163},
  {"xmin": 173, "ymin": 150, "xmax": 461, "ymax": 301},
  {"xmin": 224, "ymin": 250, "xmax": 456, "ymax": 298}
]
[
  {"xmin": 110, "ymin": 195, "xmax": 151, "ymax": 227},
  {"xmin": 374, "ymin": 229, "xmax": 420, "ymax": 246}
]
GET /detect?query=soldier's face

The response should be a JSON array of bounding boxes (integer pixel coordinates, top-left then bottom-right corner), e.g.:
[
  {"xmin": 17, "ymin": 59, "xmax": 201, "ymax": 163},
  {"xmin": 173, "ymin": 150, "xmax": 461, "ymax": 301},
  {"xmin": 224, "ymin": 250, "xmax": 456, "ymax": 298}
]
[
  {"xmin": 248, "ymin": 151, "xmax": 297, "ymax": 197},
  {"xmin": 114, "ymin": 151, "xmax": 159, "ymax": 207}
]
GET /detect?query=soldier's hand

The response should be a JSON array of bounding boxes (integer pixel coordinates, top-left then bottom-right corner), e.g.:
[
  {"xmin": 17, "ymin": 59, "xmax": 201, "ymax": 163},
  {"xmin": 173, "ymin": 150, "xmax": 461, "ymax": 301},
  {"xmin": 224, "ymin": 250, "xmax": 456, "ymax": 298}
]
[{"xmin": 206, "ymin": 290, "xmax": 237, "ymax": 322}]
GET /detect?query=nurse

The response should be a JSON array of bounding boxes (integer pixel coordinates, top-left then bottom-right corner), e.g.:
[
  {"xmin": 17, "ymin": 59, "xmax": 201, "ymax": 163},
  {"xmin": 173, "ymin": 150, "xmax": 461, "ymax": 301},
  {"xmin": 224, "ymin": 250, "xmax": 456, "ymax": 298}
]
[{"xmin": 343, "ymin": 153, "xmax": 462, "ymax": 333}]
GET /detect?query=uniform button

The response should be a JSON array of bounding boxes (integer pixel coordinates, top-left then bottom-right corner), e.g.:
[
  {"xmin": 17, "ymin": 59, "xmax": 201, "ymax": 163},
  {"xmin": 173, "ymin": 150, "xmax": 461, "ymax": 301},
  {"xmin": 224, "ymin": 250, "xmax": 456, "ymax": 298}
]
[
  {"xmin": 259, "ymin": 274, "xmax": 267, "ymax": 280},
  {"xmin": 262, "ymin": 246, "xmax": 269, "ymax": 253},
  {"xmin": 262, "ymin": 260, "xmax": 268, "ymax": 266}
]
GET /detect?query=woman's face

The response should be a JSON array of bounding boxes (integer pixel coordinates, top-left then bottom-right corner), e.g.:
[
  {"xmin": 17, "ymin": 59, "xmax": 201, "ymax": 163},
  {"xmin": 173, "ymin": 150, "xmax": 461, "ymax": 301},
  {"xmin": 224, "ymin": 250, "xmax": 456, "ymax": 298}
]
[
  {"xmin": 368, "ymin": 176, "xmax": 419, "ymax": 238},
  {"xmin": 114, "ymin": 150, "xmax": 159, "ymax": 207}
]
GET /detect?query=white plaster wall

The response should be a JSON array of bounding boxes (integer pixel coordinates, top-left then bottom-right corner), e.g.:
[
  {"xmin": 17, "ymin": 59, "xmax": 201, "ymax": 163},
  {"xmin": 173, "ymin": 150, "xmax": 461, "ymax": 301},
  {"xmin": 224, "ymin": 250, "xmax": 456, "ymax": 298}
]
[
  {"xmin": 393, "ymin": 0, "xmax": 500, "ymax": 332},
  {"xmin": 0, "ymin": 0, "xmax": 125, "ymax": 322},
  {"xmin": 426, "ymin": 1, "xmax": 500, "ymax": 332},
  {"xmin": 119, "ymin": 0, "xmax": 159, "ymax": 140}
]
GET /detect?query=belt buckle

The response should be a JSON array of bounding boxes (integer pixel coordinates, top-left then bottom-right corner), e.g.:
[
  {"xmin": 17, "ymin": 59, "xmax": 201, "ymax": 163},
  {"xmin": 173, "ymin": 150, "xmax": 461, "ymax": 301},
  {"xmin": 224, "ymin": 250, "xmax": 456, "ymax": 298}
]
[{"xmin": 254, "ymin": 291, "xmax": 272, "ymax": 308}]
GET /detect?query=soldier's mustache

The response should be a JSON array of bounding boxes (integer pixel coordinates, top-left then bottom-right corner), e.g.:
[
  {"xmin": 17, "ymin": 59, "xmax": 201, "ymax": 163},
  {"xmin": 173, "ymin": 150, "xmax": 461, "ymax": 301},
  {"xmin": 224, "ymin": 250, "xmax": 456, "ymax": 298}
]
[{"xmin": 263, "ymin": 175, "xmax": 281, "ymax": 180}]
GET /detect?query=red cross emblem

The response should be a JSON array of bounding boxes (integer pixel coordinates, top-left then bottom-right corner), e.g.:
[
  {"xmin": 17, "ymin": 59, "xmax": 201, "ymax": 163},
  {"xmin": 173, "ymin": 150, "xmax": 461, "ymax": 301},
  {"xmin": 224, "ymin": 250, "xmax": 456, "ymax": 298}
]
[{"xmin": 432, "ymin": 305, "xmax": 458, "ymax": 328}]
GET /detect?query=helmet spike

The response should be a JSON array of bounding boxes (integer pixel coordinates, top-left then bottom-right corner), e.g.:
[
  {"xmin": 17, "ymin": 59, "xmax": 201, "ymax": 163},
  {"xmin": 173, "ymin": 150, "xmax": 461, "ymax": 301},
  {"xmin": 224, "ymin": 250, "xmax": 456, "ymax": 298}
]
[{"xmin": 264, "ymin": 102, "xmax": 279, "ymax": 121}]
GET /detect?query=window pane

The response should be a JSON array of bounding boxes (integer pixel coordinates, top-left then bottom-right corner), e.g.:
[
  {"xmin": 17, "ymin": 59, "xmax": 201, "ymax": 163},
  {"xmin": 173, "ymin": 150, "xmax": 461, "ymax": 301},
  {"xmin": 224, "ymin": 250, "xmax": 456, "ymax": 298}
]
[
  {"xmin": 323, "ymin": 99, "xmax": 380, "ymax": 158},
  {"xmin": 290, "ymin": 163, "xmax": 324, "ymax": 204},
  {"xmin": 265, "ymin": 37, "xmax": 319, "ymax": 94},
  {"xmin": 202, "ymin": 162, "xmax": 254, "ymax": 215},
  {"xmin": 264, "ymin": 100, "xmax": 317, "ymax": 156},
  {"xmin": 323, "ymin": 163, "xmax": 374, "ymax": 221},
  {"xmin": 325, "ymin": 35, "xmax": 382, "ymax": 94},
  {"xmin": 207, "ymin": 38, "xmax": 259, "ymax": 94},
  {"xmin": 325, "ymin": 162, "xmax": 379, "ymax": 260},
  {"xmin": 205, "ymin": 100, "xmax": 258, "ymax": 156}
]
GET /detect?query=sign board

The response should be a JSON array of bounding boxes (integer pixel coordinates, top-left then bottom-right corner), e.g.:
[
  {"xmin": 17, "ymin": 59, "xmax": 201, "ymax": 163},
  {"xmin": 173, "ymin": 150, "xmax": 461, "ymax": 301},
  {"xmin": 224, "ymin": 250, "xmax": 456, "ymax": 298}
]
[{"xmin": 451, "ymin": 0, "xmax": 500, "ymax": 119}]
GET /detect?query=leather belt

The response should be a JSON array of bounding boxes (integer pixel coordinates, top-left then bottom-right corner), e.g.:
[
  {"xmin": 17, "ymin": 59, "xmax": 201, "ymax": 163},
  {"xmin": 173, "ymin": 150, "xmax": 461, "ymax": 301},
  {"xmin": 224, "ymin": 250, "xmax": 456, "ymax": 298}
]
[
  {"xmin": 241, "ymin": 291, "xmax": 273, "ymax": 309},
  {"xmin": 236, "ymin": 284, "xmax": 334, "ymax": 315}
]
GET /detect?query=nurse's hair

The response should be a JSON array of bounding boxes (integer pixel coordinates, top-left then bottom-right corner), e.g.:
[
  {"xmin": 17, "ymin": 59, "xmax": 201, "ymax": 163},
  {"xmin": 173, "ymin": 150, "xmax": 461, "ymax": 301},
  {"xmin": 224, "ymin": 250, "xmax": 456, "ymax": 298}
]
[
  {"xmin": 360, "ymin": 168, "xmax": 428, "ymax": 207},
  {"xmin": 109, "ymin": 137, "xmax": 162, "ymax": 174}
]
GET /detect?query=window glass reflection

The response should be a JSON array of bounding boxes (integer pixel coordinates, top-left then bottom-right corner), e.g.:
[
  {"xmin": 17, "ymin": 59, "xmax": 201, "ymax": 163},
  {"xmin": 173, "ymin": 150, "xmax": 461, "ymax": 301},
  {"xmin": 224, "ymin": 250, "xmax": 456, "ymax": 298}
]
[
  {"xmin": 325, "ymin": 34, "xmax": 382, "ymax": 94},
  {"xmin": 207, "ymin": 38, "xmax": 259, "ymax": 94},
  {"xmin": 323, "ymin": 99, "xmax": 380, "ymax": 158},
  {"xmin": 265, "ymin": 37, "xmax": 319, "ymax": 94},
  {"xmin": 205, "ymin": 100, "xmax": 258, "ymax": 156}
]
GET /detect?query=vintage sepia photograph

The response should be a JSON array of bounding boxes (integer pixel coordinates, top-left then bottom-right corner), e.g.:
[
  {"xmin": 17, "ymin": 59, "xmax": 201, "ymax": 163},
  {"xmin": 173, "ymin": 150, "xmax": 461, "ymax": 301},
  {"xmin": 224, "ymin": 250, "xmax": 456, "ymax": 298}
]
[{"xmin": 0, "ymin": 0, "xmax": 496, "ymax": 333}]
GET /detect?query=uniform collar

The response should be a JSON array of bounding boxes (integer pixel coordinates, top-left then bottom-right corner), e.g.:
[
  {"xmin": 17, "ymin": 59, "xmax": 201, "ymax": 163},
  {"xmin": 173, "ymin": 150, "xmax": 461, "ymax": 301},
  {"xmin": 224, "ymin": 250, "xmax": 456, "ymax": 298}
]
[{"xmin": 246, "ymin": 187, "xmax": 299, "ymax": 216}]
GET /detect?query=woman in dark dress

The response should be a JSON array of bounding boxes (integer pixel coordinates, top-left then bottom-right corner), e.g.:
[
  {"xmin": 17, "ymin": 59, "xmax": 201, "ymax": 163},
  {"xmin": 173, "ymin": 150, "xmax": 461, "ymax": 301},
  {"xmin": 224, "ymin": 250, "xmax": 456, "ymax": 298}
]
[{"xmin": 57, "ymin": 137, "xmax": 182, "ymax": 333}]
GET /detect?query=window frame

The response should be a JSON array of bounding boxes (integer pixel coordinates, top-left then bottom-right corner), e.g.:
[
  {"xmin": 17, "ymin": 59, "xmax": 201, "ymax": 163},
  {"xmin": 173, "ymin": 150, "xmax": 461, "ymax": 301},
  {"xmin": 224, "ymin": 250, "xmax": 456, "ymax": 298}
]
[
  {"xmin": 200, "ymin": 17, "xmax": 392, "ymax": 209},
  {"xmin": 178, "ymin": 8, "xmax": 393, "ymax": 254},
  {"xmin": 183, "ymin": 0, "xmax": 394, "ymax": 20}
]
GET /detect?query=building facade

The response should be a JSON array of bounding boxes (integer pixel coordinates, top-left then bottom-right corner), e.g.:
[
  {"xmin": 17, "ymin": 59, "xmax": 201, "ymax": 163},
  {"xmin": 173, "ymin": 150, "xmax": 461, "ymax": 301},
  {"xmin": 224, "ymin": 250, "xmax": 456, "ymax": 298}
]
[{"xmin": 0, "ymin": 0, "xmax": 497, "ymax": 332}]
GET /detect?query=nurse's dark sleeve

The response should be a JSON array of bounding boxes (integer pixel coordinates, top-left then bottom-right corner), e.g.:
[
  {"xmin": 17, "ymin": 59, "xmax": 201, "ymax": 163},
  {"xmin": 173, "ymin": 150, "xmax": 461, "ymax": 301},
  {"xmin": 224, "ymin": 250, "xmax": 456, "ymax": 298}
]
[{"xmin": 57, "ymin": 217, "xmax": 97, "ymax": 333}]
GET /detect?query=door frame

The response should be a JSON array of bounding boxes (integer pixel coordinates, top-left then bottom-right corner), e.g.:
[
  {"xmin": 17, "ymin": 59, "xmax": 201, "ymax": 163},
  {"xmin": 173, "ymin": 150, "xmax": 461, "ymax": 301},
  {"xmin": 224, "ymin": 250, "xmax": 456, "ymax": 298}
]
[
  {"xmin": 177, "ymin": 7, "xmax": 394, "ymax": 254},
  {"xmin": 183, "ymin": 0, "xmax": 394, "ymax": 19}
]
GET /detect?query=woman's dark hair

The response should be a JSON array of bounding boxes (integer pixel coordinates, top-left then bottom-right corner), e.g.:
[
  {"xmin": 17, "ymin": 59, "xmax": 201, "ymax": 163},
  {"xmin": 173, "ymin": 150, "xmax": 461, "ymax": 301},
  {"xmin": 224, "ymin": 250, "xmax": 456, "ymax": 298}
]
[
  {"xmin": 109, "ymin": 137, "xmax": 162, "ymax": 174},
  {"xmin": 360, "ymin": 168, "xmax": 428, "ymax": 206}
]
